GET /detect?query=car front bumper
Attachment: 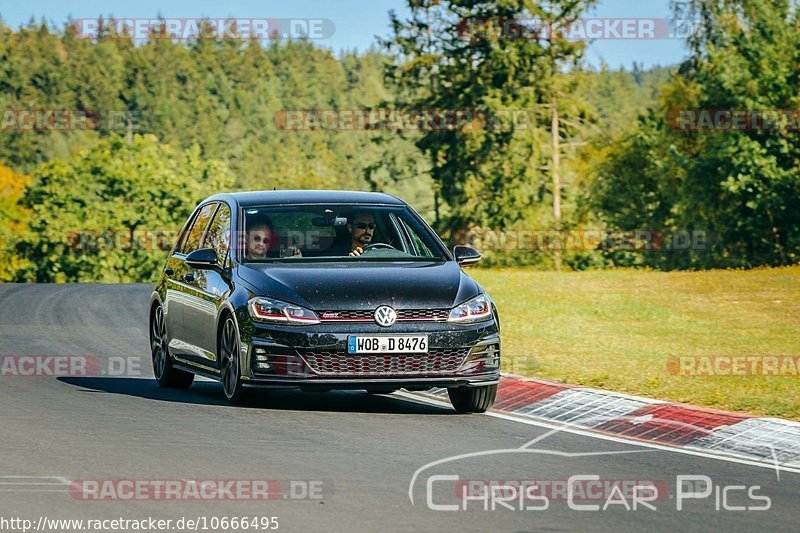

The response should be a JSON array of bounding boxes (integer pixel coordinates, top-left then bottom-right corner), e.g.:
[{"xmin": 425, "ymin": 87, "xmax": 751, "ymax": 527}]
[{"xmin": 239, "ymin": 318, "xmax": 501, "ymax": 390}]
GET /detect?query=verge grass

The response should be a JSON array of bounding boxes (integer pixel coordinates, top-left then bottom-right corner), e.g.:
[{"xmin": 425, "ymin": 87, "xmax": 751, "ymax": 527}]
[{"xmin": 469, "ymin": 266, "xmax": 800, "ymax": 419}]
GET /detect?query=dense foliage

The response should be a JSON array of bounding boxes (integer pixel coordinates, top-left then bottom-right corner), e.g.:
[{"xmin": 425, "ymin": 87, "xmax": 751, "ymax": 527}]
[
  {"xmin": 591, "ymin": 0, "xmax": 800, "ymax": 268},
  {"xmin": 18, "ymin": 135, "xmax": 233, "ymax": 281},
  {"xmin": 1, "ymin": 0, "xmax": 798, "ymax": 281}
]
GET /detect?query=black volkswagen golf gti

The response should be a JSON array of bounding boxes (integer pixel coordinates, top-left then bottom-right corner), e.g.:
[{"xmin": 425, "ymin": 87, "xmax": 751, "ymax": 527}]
[{"xmin": 149, "ymin": 191, "xmax": 500, "ymax": 412}]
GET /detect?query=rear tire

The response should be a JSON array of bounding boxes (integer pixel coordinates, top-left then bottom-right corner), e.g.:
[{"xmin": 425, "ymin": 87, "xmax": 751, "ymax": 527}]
[
  {"xmin": 150, "ymin": 304, "xmax": 194, "ymax": 389},
  {"xmin": 448, "ymin": 384, "xmax": 497, "ymax": 413}
]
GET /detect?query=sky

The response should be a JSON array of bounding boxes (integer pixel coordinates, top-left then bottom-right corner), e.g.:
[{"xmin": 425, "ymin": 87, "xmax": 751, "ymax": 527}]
[{"xmin": 0, "ymin": 0, "xmax": 688, "ymax": 69}]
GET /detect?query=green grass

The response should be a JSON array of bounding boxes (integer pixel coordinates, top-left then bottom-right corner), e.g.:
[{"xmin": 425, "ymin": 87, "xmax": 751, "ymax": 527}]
[{"xmin": 469, "ymin": 266, "xmax": 800, "ymax": 420}]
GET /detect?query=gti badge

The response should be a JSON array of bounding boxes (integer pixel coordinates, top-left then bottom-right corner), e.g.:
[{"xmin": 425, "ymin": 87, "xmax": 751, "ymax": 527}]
[{"xmin": 374, "ymin": 306, "xmax": 397, "ymax": 327}]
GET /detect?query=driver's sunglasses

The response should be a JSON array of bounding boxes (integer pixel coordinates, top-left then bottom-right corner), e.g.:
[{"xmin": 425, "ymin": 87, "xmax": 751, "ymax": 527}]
[{"xmin": 355, "ymin": 222, "xmax": 376, "ymax": 230}]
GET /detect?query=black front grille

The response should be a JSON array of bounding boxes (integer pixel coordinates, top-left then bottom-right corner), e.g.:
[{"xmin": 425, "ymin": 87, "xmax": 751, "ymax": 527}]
[
  {"xmin": 397, "ymin": 309, "xmax": 449, "ymax": 321},
  {"xmin": 318, "ymin": 310, "xmax": 372, "ymax": 321},
  {"xmin": 318, "ymin": 309, "xmax": 449, "ymax": 322},
  {"xmin": 298, "ymin": 347, "xmax": 470, "ymax": 376}
]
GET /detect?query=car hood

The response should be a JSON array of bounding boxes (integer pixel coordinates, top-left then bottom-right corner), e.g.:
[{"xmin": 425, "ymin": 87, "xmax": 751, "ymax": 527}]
[{"xmin": 236, "ymin": 261, "xmax": 480, "ymax": 310}]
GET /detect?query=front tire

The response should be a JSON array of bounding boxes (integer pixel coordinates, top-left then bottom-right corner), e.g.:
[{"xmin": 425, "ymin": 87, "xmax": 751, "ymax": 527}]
[
  {"xmin": 150, "ymin": 304, "xmax": 194, "ymax": 389},
  {"xmin": 219, "ymin": 316, "xmax": 247, "ymax": 403},
  {"xmin": 448, "ymin": 384, "xmax": 497, "ymax": 413}
]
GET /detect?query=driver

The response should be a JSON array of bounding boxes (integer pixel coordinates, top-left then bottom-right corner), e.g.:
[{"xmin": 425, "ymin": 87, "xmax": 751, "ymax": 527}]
[{"xmin": 347, "ymin": 212, "xmax": 376, "ymax": 257}]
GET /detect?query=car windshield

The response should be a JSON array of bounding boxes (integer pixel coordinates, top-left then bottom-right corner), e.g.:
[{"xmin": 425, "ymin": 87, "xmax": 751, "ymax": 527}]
[{"xmin": 240, "ymin": 204, "xmax": 447, "ymax": 263}]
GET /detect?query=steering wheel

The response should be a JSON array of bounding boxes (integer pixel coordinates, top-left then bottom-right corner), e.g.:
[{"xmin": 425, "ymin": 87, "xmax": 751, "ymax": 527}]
[{"xmin": 360, "ymin": 243, "xmax": 396, "ymax": 252}]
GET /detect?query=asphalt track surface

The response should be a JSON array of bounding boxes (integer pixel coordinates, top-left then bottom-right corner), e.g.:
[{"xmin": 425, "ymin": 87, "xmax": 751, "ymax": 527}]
[{"xmin": 0, "ymin": 284, "xmax": 797, "ymax": 532}]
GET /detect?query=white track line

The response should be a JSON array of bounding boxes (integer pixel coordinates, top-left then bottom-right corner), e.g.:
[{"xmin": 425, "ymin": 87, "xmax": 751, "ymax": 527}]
[
  {"xmin": 0, "ymin": 476, "xmax": 71, "ymax": 492},
  {"xmin": 397, "ymin": 391, "xmax": 800, "ymax": 477}
]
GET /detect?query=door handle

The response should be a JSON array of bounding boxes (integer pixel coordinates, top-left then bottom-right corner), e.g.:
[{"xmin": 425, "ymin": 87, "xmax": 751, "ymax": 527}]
[
  {"xmin": 164, "ymin": 267, "xmax": 174, "ymax": 276},
  {"xmin": 182, "ymin": 273, "xmax": 195, "ymax": 283}
]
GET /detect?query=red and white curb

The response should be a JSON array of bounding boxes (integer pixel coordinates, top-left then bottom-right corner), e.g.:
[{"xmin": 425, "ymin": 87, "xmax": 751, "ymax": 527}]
[{"xmin": 424, "ymin": 374, "xmax": 800, "ymax": 469}]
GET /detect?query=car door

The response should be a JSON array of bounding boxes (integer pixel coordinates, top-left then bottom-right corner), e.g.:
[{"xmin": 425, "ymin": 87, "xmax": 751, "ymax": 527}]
[
  {"xmin": 168, "ymin": 202, "xmax": 218, "ymax": 365},
  {"xmin": 182, "ymin": 202, "xmax": 233, "ymax": 364},
  {"xmin": 163, "ymin": 207, "xmax": 204, "ymax": 353}
]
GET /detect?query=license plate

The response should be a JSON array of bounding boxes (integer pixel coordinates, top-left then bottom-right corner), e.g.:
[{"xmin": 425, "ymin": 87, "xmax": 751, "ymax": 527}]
[{"xmin": 347, "ymin": 335, "xmax": 429, "ymax": 354}]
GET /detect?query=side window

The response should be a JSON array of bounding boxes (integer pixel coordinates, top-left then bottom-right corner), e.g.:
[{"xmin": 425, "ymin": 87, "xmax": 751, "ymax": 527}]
[
  {"xmin": 202, "ymin": 203, "xmax": 231, "ymax": 265},
  {"xmin": 409, "ymin": 230, "xmax": 434, "ymax": 257},
  {"xmin": 173, "ymin": 213, "xmax": 196, "ymax": 254},
  {"xmin": 394, "ymin": 216, "xmax": 435, "ymax": 257},
  {"xmin": 180, "ymin": 203, "xmax": 217, "ymax": 254}
]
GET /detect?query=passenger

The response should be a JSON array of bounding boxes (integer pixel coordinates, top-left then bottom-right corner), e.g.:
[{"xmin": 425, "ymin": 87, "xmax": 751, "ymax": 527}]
[
  {"xmin": 245, "ymin": 217, "xmax": 275, "ymax": 260},
  {"xmin": 246, "ymin": 216, "xmax": 301, "ymax": 259}
]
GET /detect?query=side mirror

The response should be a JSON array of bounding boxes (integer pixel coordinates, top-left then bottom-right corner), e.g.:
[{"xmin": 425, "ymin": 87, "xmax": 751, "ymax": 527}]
[
  {"xmin": 185, "ymin": 248, "xmax": 219, "ymax": 270},
  {"xmin": 453, "ymin": 245, "xmax": 481, "ymax": 266}
]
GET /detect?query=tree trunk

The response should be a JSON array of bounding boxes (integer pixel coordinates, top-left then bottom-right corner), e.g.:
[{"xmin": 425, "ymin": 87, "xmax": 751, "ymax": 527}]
[{"xmin": 551, "ymin": 94, "xmax": 562, "ymax": 270}]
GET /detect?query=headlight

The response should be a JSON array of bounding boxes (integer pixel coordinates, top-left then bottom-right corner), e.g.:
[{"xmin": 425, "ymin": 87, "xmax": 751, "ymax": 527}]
[
  {"xmin": 247, "ymin": 297, "xmax": 320, "ymax": 325},
  {"xmin": 448, "ymin": 295, "xmax": 492, "ymax": 323}
]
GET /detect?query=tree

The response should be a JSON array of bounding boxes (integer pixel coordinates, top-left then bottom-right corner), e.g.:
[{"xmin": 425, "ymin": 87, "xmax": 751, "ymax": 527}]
[
  {"xmin": 17, "ymin": 134, "xmax": 234, "ymax": 282},
  {"xmin": 384, "ymin": 0, "xmax": 596, "ymax": 251},
  {"xmin": 0, "ymin": 163, "xmax": 32, "ymax": 280},
  {"xmin": 592, "ymin": 0, "xmax": 800, "ymax": 268}
]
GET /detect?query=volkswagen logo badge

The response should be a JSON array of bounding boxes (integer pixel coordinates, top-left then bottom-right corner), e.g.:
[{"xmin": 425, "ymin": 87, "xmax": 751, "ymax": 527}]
[{"xmin": 374, "ymin": 306, "xmax": 397, "ymax": 327}]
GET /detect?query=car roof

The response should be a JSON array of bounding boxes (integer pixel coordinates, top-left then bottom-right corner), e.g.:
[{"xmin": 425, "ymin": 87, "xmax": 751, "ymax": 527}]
[{"xmin": 205, "ymin": 190, "xmax": 407, "ymax": 207}]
